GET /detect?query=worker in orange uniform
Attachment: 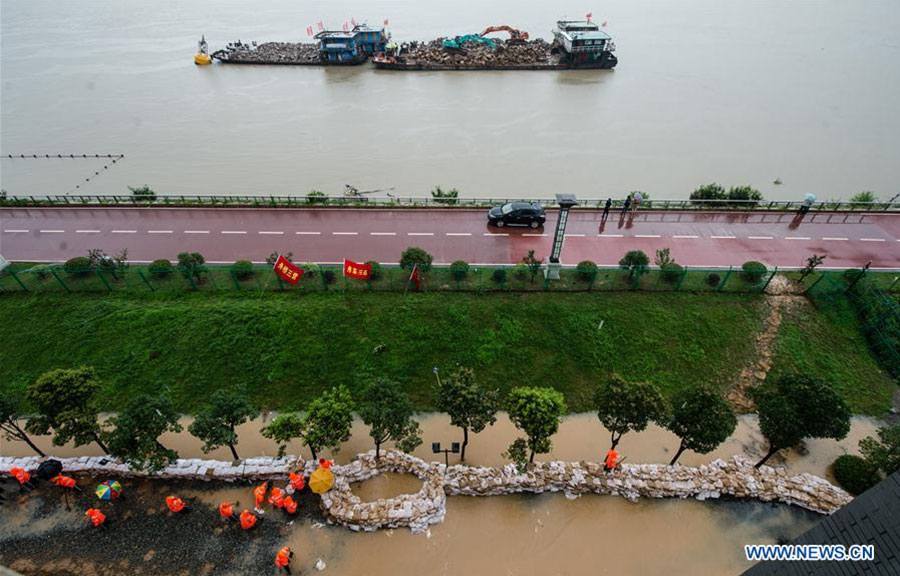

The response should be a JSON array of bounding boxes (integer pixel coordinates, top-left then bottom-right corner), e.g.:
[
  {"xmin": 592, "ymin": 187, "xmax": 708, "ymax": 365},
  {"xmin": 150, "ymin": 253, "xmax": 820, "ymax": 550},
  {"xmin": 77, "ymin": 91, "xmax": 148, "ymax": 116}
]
[
  {"xmin": 268, "ymin": 486, "xmax": 285, "ymax": 509},
  {"xmin": 288, "ymin": 472, "xmax": 305, "ymax": 493},
  {"xmin": 318, "ymin": 458, "xmax": 333, "ymax": 469},
  {"xmin": 604, "ymin": 448, "xmax": 619, "ymax": 472},
  {"xmin": 85, "ymin": 508, "xmax": 107, "ymax": 529},
  {"xmin": 275, "ymin": 546, "xmax": 295, "ymax": 574},
  {"xmin": 9, "ymin": 467, "xmax": 34, "ymax": 491},
  {"xmin": 219, "ymin": 500, "xmax": 236, "ymax": 522},
  {"xmin": 253, "ymin": 481, "xmax": 268, "ymax": 514},
  {"xmin": 51, "ymin": 474, "xmax": 80, "ymax": 491},
  {"xmin": 283, "ymin": 495, "xmax": 298, "ymax": 515},
  {"xmin": 165, "ymin": 495, "xmax": 187, "ymax": 514},
  {"xmin": 239, "ymin": 509, "xmax": 258, "ymax": 530}
]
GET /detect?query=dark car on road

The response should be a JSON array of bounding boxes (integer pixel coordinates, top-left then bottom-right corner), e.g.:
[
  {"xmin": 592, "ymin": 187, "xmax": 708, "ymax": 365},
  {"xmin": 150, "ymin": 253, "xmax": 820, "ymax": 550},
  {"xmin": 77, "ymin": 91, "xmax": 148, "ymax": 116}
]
[{"xmin": 487, "ymin": 202, "xmax": 546, "ymax": 228}]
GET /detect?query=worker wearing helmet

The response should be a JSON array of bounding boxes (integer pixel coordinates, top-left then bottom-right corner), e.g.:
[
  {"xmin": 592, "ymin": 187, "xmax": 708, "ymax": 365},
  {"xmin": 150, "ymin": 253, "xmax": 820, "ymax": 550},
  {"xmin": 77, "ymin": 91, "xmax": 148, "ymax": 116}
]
[
  {"xmin": 283, "ymin": 495, "xmax": 298, "ymax": 515},
  {"xmin": 253, "ymin": 481, "xmax": 268, "ymax": 514},
  {"xmin": 240, "ymin": 509, "xmax": 258, "ymax": 530},
  {"xmin": 85, "ymin": 508, "xmax": 107, "ymax": 528},
  {"xmin": 275, "ymin": 546, "xmax": 294, "ymax": 574},
  {"xmin": 219, "ymin": 500, "xmax": 236, "ymax": 522},
  {"xmin": 9, "ymin": 467, "xmax": 33, "ymax": 491},
  {"xmin": 268, "ymin": 486, "xmax": 285, "ymax": 509},
  {"xmin": 165, "ymin": 495, "xmax": 187, "ymax": 514}
]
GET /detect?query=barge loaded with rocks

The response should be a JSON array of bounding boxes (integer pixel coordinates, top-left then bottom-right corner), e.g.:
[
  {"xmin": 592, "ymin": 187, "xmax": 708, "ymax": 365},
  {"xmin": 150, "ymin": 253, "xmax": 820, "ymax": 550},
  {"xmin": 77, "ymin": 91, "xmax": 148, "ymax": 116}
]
[{"xmin": 373, "ymin": 20, "xmax": 618, "ymax": 71}]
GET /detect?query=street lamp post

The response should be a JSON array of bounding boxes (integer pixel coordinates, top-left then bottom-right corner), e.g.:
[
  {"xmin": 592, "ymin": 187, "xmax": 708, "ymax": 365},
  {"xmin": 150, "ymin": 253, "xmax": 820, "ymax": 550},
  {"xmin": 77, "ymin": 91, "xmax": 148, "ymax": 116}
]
[
  {"xmin": 431, "ymin": 442, "xmax": 460, "ymax": 466},
  {"xmin": 546, "ymin": 193, "xmax": 578, "ymax": 280}
]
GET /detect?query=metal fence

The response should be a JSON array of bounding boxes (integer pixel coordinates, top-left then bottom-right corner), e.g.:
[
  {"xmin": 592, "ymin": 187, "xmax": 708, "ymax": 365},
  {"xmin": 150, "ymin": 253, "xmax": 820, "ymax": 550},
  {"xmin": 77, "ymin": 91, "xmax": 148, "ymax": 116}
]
[
  {"xmin": 2, "ymin": 193, "xmax": 898, "ymax": 212},
  {"xmin": 0, "ymin": 261, "xmax": 787, "ymax": 295},
  {"xmin": 806, "ymin": 271, "xmax": 900, "ymax": 378}
]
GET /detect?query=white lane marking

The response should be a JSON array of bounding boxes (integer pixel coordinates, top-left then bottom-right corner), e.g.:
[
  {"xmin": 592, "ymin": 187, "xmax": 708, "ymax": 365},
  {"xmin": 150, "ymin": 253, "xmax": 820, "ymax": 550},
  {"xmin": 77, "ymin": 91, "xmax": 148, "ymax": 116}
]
[
  {"xmin": 635, "ymin": 234, "xmax": 661, "ymax": 238},
  {"xmin": 258, "ymin": 231, "xmax": 284, "ymax": 235},
  {"xmin": 332, "ymin": 232, "xmax": 357, "ymax": 236},
  {"xmin": 710, "ymin": 235, "xmax": 736, "ymax": 239},
  {"xmin": 748, "ymin": 236, "xmax": 774, "ymax": 240},
  {"xmin": 184, "ymin": 230, "xmax": 209, "ymax": 234},
  {"xmin": 407, "ymin": 232, "xmax": 434, "ymax": 236},
  {"xmin": 523, "ymin": 233, "xmax": 547, "ymax": 237},
  {"xmin": 111, "ymin": 230, "xmax": 137, "ymax": 234},
  {"xmin": 784, "ymin": 237, "xmax": 811, "ymax": 240},
  {"xmin": 860, "ymin": 238, "xmax": 886, "ymax": 242},
  {"xmin": 446, "ymin": 233, "xmax": 472, "ymax": 236},
  {"xmin": 75, "ymin": 229, "xmax": 100, "ymax": 233},
  {"xmin": 221, "ymin": 230, "xmax": 246, "ymax": 235},
  {"xmin": 484, "ymin": 233, "xmax": 509, "ymax": 236},
  {"xmin": 564, "ymin": 233, "xmax": 585, "ymax": 237},
  {"xmin": 295, "ymin": 231, "xmax": 321, "ymax": 235},
  {"xmin": 598, "ymin": 234, "xmax": 624, "ymax": 238},
  {"xmin": 148, "ymin": 230, "xmax": 173, "ymax": 234},
  {"xmin": 672, "ymin": 235, "xmax": 699, "ymax": 239},
  {"xmin": 3, "ymin": 229, "xmax": 29, "ymax": 233},
  {"xmin": 822, "ymin": 237, "xmax": 848, "ymax": 241},
  {"xmin": 370, "ymin": 232, "xmax": 397, "ymax": 236},
  {"xmin": 39, "ymin": 229, "xmax": 65, "ymax": 233}
]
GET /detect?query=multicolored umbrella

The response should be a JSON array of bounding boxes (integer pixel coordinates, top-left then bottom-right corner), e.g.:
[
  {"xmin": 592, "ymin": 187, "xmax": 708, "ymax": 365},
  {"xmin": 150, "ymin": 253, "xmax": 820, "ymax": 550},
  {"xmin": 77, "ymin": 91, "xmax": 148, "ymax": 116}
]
[
  {"xmin": 96, "ymin": 480, "xmax": 122, "ymax": 501},
  {"xmin": 309, "ymin": 467, "xmax": 335, "ymax": 494}
]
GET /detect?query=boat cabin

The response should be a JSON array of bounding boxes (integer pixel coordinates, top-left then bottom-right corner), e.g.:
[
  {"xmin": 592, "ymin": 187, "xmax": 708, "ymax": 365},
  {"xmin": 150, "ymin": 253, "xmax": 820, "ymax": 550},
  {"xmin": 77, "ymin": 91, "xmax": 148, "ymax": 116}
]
[
  {"xmin": 553, "ymin": 20, "xmax": 614, "ymax": 54},
  {"xmin": 316, "ymin": 25, "xmax": 388, "ymax": 62}
]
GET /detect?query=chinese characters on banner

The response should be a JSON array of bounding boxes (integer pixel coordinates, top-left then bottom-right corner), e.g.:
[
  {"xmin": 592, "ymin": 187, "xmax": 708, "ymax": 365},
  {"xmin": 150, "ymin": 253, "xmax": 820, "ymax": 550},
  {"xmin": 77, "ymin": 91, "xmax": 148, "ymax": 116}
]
[
  {"xmin": 273, "ymin": 255, "xmax": 304, "ymax": 285},
  {"xmin": 343, "ymin": 259, "xmax": 372, "ymax": 280}
]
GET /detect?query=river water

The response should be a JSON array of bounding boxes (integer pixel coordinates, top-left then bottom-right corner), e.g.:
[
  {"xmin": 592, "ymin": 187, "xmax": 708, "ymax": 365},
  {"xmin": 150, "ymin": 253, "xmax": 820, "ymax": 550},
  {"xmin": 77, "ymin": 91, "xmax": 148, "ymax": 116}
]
[
  {"xmin": 1, "ymin": 412, "xmax": 880, "ymax": 575},
  {"xmin": 2, "ymin": 0, "xmax": 899, "ymax": 201}
]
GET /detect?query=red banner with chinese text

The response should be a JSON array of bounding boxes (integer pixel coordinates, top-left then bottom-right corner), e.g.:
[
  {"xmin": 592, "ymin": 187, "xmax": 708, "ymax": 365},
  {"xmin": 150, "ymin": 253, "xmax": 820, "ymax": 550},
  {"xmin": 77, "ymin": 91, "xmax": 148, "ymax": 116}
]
[
  {"xmin": 273, "ymin": 255, "xmax": 303, "ymax": 285},
  {"xmin": 343, "ymin": 259, "xmax": 372, "ymax": 280}
]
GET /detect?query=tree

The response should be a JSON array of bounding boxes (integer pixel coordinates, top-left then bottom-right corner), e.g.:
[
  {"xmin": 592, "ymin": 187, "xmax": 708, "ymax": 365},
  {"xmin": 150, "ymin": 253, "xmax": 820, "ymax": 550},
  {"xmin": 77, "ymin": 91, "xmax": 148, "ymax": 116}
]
[
  {"xmin": 128, "ymin": 185, "xmax": 157, "ymax": 201},
  {"xmin": 506, "ymin": 386, "xmax": 567, "ymax": 463},
  {"xmin": 399, "ymin": 246, "xmax": 433, "ymax": 272},
  {"xmin": 357, "ymin": 378, "xmax": 422, "ymax": 458},
  {"xmin": 654, "ymin": 248, "xmax": 674, "ymax": 268},
  {"xmin": 665, "ymin": 386, "xmax": 736, "ymax": 465},
  {"xmin": 798, "ymin": 254, "xmax": 826, "ymax": 282},
  {"xmin": 860, "ymin": 423, "xmax": 900, "ymax": 478},
  {"xmin": 25, "ymin": 367, "xmax": 108, "ymax": 453},
  {"xmin": 262, "ymin": 412, "xmax": 305, "ymax": 458},
  {"xmin": 177, "ymin": 252, "xmax": 205, "ymax": 281},
  {"xmin": 850, "ymin": 191, "xmax": 877, "ymax": 204},
  {"xmin": 727, "ymin": 186, "xmax": 763, "ymax": 205},
  {"xmin": 435, "ymin": 367, "xmax": 499, "ymax": 461},
  {"xmin": 303, "ymin": 385, "xmax": 356, "ymax": 461},
  {"xmin": 431, "ymin": 185, "xmax": 460, "ymax": 205},
  {"xmin": 522, "ymin": 250, "xmax": 543, "ymax": 284},
  {"xmin": 618, "ymin": 250, "xmax": 649, "ymax": 279},
  {"xmin": 690, "ymin": 183, "xmax": 726, "ymax": 205},
  {"xmin": 0, "ymin": 396, "xmax": 46, "ymax": 457},
  {"xmin": 595, "ymin": 374, "xmax": 667, "ymax": 451},
  {"xmin": 107, "ymin": 394, "xmax": 182, "ymax": 473},
  {"xmin": 752, "ymin": 374, "xmax": 851, "ymax": 468},
  {"xmin": 188, "ymin": 389, "xmax": 256, "ymax": 460}
]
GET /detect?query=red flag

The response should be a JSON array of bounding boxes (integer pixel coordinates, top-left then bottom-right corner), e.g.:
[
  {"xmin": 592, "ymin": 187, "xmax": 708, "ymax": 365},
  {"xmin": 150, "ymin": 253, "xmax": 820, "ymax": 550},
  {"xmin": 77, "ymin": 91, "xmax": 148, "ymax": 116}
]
[
  {"xmin": 307, "ymin": 26, "xmax": 314, "ymax": 37},
  {"xmin": 343, "ymin": 21, "xmax": 349, "ymax": 32},
  {"xmin": 586, "ymin": 12, "xmax": 593, "ymax": 21},
  {"xmin": 383, "ymin": 18, "xmax": 389, "ymax": 27},
  {"xmin": 351, "ymin": 17, "xmax": 357, "ymax": 27},
  {"xmin": 317, "ymin": 21, "xmax": 324, "ymax": 31},
  {"xmin": 343, "ymin": 259, "xmax": 372, "ymax": 280},
  {"xmin": 273, "ymin": 255, "xmax": 303, "ymax": 285},
  {"xmin": 409, "ymin": 263, "xmax": 421, "ymax": 291}
]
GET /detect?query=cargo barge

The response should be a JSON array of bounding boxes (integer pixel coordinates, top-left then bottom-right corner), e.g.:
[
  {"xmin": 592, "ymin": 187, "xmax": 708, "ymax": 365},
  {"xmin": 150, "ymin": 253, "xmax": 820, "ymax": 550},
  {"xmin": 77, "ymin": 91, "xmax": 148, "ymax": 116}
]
[{"xmin": 373, "ymin": 21, "xmax": 617, "ymax": 71}]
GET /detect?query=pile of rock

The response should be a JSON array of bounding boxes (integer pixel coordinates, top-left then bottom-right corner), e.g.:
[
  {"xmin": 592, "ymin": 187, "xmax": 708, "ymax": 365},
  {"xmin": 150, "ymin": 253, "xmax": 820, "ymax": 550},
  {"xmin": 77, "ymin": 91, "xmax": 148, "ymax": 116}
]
[
  {"xmin": 404, "ymin": 39, "xmax": 553, "ymax": 67},
  {"xmin": 212, "ymin": 42, "xmax": 323, "ymax": 65}
]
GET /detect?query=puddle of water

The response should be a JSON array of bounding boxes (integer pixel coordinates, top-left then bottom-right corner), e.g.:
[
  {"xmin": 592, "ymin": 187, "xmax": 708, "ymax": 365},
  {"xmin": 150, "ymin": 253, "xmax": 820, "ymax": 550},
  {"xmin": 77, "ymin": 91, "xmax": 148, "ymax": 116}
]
[
  {"xmin": 5, "ymin": 413, "xmax": 882, "ymax": 483},
  {"xmin": 350, "ymin": 473, "xmax": 424, "ymax": 501}
]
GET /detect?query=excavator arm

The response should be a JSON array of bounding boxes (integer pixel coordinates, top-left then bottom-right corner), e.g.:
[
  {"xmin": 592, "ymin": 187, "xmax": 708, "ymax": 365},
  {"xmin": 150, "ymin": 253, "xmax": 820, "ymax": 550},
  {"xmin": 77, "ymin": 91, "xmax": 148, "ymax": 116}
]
[{"xmin": 479, "ymin": 25, "xmax": 530, "ymax": 42}]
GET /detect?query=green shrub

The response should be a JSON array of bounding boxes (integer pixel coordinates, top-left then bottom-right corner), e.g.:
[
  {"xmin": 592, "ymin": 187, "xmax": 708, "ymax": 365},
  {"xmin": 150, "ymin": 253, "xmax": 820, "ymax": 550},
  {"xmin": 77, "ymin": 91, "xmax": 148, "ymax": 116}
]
[
  {"xmin": 400, "ymin": 247, "xmax": 433, "ymax": 272},
  {"xmin": 148, "ymin": 259, "xmax": 173, "ymax": 278},
  {"xmin": 661, "ymin": 263, "xmax": 684, "ymax": 283},
  {"xmin": 31, "ymin": 265, "xmax": 51, "ymax": 280},
  {"xmin": 576, "ymin": 260, "xmax": 598, "ymax": 281},
  {"xmin": 306, "ymin": 190, "xmax": 327, "ymax": 205},
  {"xmin": 431, "ymin": 186, "xmax": 460, "ymax": 205},
  {"xmin": 492, "ymin": 268, "xmax": 507, "ymax": 283},
  {"xmin": 512, "ymin": 264, "xmax": 529, "ymax": 281},
  {"xmin": 832, "ymin": 454, "xmax": 878, "ymax": 495},
  {"xmin": 741, "ymin": 261, "xmax": 767, "ymax": 283},
  {"xmin": 302, "ymin": 263, "xmax": 319, "ymax": 279},
  {"xmin": 323, "ymin": 270, "xmax": 336, "ymax": 284},
  {"xmin": 706, "ymin": 272, "xmax": 721, "ymax": 287},
  {"xmin": 727, "ymin": 186, "xmax": 763, "ymax": 205},
  {"xmin": 64, "ymin": 256, "xmax": 92, "ymax": 277},
  {"xmin": 232, "ymin": 260, "xmax": 254, "ymax": 280},
  {"xmin": 128, "ymin": 185, "xmax": 157, "ymax": 201},
  {"xmin": 450, "ymin": 260, "xmax": 469, "ymax": 281},
  {"xmin": 690, "ymin": 183, "xmax": 726, "ymax": 205},
  {"xmin": 366, "ymin": 261, "xmax": 382, "ymax": 281},
  {"xmin": 177, "ymin": 252, "xmax": 205, "ymax": 280},
  {"xmin": 850, "ymin": 191, "xmax": 877, "ymax": 204},
  {"xmin": 619, "ymin": 250, "xmax": 649, "ymax": 278}
]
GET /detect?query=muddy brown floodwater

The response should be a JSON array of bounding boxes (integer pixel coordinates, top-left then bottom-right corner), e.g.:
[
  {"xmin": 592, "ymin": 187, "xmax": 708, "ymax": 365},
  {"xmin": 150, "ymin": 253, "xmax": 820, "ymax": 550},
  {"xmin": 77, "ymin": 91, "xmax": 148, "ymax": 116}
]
[{"xmin": 1, "ymin": 413, "xmax": 880, "ymax": 575}]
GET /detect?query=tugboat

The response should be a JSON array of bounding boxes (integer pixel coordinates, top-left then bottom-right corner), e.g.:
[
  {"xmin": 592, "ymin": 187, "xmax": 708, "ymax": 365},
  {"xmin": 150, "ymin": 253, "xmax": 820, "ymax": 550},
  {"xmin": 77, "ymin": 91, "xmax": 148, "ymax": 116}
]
[
  {"xmin": 194, "ymin": 35, "xmax": 212, "ymax": 65},
  {"xmin": 551, "ymin": 20, "xmax": 617, "ymax": 69}
]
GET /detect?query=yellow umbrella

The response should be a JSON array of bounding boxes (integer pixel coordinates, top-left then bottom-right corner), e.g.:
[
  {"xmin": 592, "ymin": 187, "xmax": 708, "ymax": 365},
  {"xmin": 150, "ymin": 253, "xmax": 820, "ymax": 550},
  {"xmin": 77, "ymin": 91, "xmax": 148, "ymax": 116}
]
[{"xmin": 309, "ymin": 467, "xmax": 335, "ymax": 494}]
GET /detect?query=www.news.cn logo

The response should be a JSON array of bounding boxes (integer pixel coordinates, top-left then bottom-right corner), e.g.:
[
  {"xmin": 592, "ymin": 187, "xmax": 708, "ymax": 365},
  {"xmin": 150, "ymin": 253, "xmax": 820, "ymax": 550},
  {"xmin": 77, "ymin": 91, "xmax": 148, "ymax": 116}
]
[{"xmin": 745, "ymin": 544, "xmax": 875, "ymax": 561}]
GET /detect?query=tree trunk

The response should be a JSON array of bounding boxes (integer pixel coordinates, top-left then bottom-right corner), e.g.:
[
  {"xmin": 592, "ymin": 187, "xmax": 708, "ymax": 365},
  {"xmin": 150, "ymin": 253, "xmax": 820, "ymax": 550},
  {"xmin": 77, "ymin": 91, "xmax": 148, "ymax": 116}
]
[
  {"xmin": 610, "ymin": 431, "xmax": 621, "ymax": 451},
  {"xmin": 93, "ymin": 433, "xmax": 109, "ymax": 454},
  {"xmin": 755, "ymin": 445, "xmax": 779, "ymax": 469},
  {"xmin": 309, "ymin": 445, "xmax": 319, "ymax": 462},
  {"xmin": 461, "ymin": 427, "xmax": 469, "ymax": 462},
  {"xmin": 375, "ymin": 441, "xmax": 381, "ymax": 459},
  {"xmin": 3, "ymin": 423, "xmax": 47, "ymax": 457},
  {"xmin": 229, "ymin": 443, "xmax": 240, "ymax": 461},
  {"xmin": 529, "ymin": 448, "xmax": 535, "ymax": 463},
  {"xmin": 669, "ymin": 442, "xmax": 687, "ymax": 466},
  {"xmin": 156, "ymin": 440, "xmax": 171, "ymax": 453}
]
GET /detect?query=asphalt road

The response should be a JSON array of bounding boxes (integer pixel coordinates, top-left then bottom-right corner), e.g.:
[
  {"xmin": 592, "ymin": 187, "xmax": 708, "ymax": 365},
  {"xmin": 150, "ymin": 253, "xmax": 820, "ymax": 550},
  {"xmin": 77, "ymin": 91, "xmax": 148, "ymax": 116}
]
[{"xmin": 2, "ymin": 207, "xmax": 899, "ymax": 268}]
